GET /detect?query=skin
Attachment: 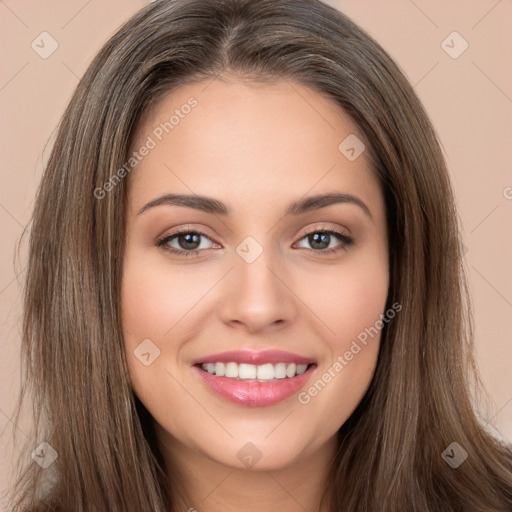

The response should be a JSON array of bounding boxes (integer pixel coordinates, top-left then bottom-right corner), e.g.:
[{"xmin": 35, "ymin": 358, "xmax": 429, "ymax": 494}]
[{"xmin": 121, "ymin": 76, "xmax": 389, "ymax": 512}]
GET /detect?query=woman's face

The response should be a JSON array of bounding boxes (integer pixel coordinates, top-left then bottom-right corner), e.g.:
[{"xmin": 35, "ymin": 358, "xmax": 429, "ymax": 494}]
[{"xmin": 121, "ymin": 77, "xmax": 389, "ymax": 471}]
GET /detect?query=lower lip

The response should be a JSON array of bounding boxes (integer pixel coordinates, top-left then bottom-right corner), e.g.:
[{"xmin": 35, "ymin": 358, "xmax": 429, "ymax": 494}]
[{"xmin": 193, "ymin": 364, "xmax": 317, "ymax": 406}]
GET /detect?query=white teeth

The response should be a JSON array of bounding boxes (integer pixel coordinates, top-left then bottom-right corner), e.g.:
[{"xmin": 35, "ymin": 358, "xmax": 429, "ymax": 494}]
[
  {"xmin": 286, "ymin": 363, "xmax": 297, "ymax": 378},
  {"xmin": 214, "ymin": 362, "xmax": 225, "ymax": 377},
  {"xmin": 238, "ymin": 363, "xmax": 256, "ymax": 379},
  {"xmin": 274, "ymin": 362, "xmax": 287, "ymax": 379},
  {"xmin": 257, "ymin": 363, "xmax": 274, "ymax": 380},
  {"xmin": 296, "ymin": 364, "xmax": 308, "ymax": 375},
  {"xmin": 204, "ymin": 362, "xmax": 215, "ymax": 375},
  {"xmin": 200, "ymin": 361, "xmax": 311, "ymax": 380},
  {"xmin": 225, "ymin": 362, "xmax": 238, "ymax": 378}
]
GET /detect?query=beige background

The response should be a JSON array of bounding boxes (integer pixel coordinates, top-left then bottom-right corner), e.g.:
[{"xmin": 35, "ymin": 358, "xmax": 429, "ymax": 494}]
[{"xmin": 1, "ymin": 0, "xmax": 511, "ymax": 499}]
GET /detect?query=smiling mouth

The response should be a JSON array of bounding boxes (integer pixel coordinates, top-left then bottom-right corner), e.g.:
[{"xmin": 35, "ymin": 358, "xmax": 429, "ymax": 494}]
[
  {"xmin": 196, "ymin": 361, "xmax": 317, "ymax": 382},
  {"xmin": 192, "ymin": 353, "xmax": 318, "ymax": 406}
]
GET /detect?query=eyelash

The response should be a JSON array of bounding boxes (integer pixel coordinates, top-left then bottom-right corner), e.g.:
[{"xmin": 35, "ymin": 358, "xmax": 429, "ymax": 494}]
[{"xmin": 156, "ymin": 226, "xmax": 354, "ymax": 257}]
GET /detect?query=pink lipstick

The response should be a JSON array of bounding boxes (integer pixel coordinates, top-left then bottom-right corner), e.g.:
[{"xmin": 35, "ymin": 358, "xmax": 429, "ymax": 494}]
[{"xmin": 191, "ymin": 350, "xmax": 317, "ymax": 406}]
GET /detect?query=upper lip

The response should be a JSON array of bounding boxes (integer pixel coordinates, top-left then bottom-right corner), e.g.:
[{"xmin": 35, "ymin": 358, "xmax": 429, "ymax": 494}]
[{"xmin": 192, "ymin": 350, "xmax": 316, "ymax": 366}]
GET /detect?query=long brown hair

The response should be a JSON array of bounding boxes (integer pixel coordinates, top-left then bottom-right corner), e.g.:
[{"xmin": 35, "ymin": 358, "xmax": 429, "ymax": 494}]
[{"xmin": 7, "ymin": 0, "xmax": 512, "ymax": 510}]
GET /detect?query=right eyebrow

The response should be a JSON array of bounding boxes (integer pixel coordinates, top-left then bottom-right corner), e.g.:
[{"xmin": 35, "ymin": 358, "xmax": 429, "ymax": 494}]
[{"xmin": 138, "ymin": 194, "xmax": 230, "ymax": 216}]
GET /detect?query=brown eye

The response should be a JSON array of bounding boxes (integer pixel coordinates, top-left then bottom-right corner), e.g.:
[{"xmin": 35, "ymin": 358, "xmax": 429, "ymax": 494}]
[
  {"xmin": 307, "ymin": 232, "xmax": 331, "ymax": 250},
  {"xmin": 295, "ymin": 229, "xmax": 353, "ymax": 254},
  {"xmin": 157, "ymin": 230, "xmax": 217, "ymax": 255},
  {"xmin": 175, "ymin": 232, "xmax": 202, "ymax": 250}
]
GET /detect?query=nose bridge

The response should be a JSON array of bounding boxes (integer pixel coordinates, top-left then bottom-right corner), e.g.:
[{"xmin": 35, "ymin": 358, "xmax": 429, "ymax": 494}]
[{"xmin": 218, "ymin": 242, "xmax": 298, "ymax": 333}]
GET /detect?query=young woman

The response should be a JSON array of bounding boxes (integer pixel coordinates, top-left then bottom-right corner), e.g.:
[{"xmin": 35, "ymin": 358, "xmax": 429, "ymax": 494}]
[{"xmin": 7, "ymin": 0, "xmax": 512, "ymax": 511}]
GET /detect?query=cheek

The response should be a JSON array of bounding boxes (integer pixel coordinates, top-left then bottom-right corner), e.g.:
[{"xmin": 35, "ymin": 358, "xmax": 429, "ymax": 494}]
[
  {"xmin": 120, "ymin": 251, "xmax": 203, "ymax": 391},
  {"xmin": 295, "ymin": 249, "xmax": 389, "ymax": 350},
  {"xmin": 121, "ymin": 252, "xmax": 215, "ymax": 341},
  {"xmin": 292, "ymin": 248, "xmax": 388, "ymax": 423},
  {"xmin": 120, "ymin": 252, "xmax": 204, "ymax": 425},
  {"xmin": 120, "ymin": 248, "xmax": 238, "ymax": 415}
]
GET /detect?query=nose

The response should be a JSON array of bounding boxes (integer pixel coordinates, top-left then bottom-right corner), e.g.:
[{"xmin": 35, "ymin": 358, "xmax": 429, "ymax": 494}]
[{"xmin": 217, "ymin": 250, "xmax": 299, "ymax": 334}]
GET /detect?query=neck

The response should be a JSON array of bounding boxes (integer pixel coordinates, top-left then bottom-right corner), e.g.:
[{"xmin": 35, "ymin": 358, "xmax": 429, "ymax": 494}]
[{"xmin": 156, "ymin": 426, "xmax": 336, "ymax": 512}]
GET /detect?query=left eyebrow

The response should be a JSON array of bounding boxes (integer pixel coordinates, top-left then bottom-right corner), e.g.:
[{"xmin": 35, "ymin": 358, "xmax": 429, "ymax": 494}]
[{"xmin": 284, "ymin": 192, "xmax": 373, "ymax": 220}]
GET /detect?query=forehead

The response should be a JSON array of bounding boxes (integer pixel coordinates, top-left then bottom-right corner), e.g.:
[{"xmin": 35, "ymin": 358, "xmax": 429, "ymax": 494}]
[{"xmin": 127, "ymin": 78, "xmax": 382, "ymax": 217}]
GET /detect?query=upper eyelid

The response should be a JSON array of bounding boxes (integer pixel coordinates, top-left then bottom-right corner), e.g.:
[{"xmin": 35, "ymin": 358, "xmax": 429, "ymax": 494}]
[
  {"xmin": 160, "ymin": 224, "xmax": 348, "ymax": 238},
  {"xmin": 158, "ymin": 225, "xmax": 217, "ymax": 240},
  {"xmin": 157, "ymin": 228, "xmax": 219, "ymax": 247},
  {"xmin": 300, "ymin": 224, "xmax": 350, "ymax": 236}
]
